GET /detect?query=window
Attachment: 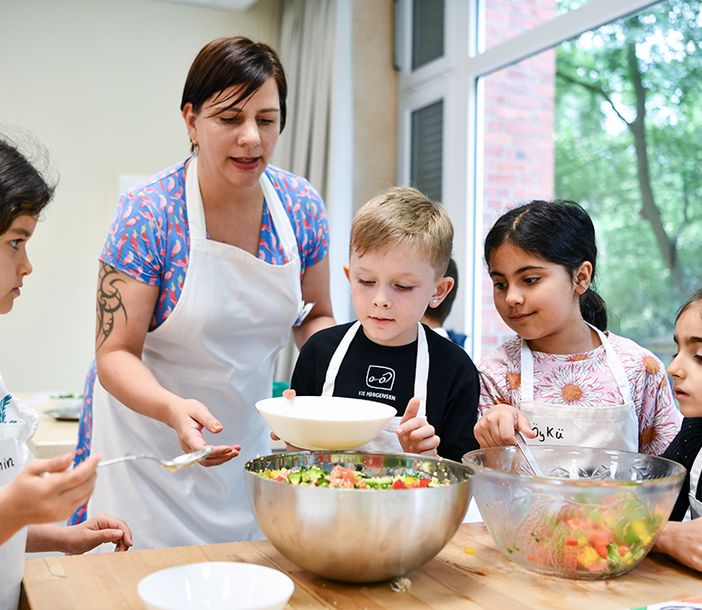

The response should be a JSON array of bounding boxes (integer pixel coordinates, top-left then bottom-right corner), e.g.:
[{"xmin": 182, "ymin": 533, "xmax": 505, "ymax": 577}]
[
  {"xmin": 412, "ymin": 0, "xmax": 445, "ymax": 68},
  {"xmin": 410, "ymin": 100, "xmax": 444, "ymax": 200}
]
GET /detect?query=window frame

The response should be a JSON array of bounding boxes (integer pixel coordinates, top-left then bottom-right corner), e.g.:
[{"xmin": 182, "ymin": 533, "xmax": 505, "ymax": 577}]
[{"xmin": 396, "ymin": 0, "xmax": 662, "ymax": 359}]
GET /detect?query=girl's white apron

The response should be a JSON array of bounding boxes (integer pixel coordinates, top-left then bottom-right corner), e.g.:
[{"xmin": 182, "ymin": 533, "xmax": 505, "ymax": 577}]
[
  {"xmin": 89, "ymin": 157, "xmax": 303, "ymax": 549},
  {"xmin": 321, "ymin": 321, "xmax": 429, "ymax": 452},
  {"xmin": 687, "ymin": 448, "xmax": 702, "ymax": 519},
  {"xmin": 0, "ymin": 390, "xmax": 37, "ymax": 610},
  {"xmin": 519, "ymin": 324, "xmax": 639, "ymax": 452}
]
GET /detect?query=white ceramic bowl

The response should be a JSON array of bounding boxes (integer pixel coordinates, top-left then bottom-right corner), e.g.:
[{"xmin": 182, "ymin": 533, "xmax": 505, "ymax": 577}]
[
  {"xmin": 45, "ymin": 394, "xmax": 82, "ymax": 420},
  {"xmin": 255, "ymin": 396, "xmax": 397, "ymax": 450},
  {"xmin": 137, "ymin": 562, "xmax": 294, "ymax": 610}
]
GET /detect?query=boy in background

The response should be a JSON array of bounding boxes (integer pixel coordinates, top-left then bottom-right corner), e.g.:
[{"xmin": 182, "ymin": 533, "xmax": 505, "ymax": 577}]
[
  {"xmin": 289, "ymin": 187, "xmax": 479, "ymax": 462},
  {"xmin": 421, "ymin": 257, "xmax": 468, "ymax": 349}
]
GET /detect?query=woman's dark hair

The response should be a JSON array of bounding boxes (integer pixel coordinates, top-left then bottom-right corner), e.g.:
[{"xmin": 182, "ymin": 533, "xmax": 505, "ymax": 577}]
[
  {"xmin": 484, "ymin": 199, "xmax": 608, "ymax": 331},
  {"xmin": 180, "ymin": 36, "xmax": 287, "ymax": 132},
  {"xmin": 0, "ymin": 137, "xmax": 54, "ymax": 235},
  {"xmin": 676, "ymin": 288, "xmax": 702, "ymax": 322}
]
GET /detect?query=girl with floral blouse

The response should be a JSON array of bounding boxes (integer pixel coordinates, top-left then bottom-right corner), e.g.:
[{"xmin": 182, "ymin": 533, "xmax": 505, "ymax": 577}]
[{"xmin": 474, "ymin": 200, "xmax": 681, "ymax": 455}]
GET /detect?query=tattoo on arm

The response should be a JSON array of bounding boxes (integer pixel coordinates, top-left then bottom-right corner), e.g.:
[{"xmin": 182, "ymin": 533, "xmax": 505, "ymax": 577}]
[{"xmin": 96, "ymin": 262, "xmax": 128, "ymax": 350}]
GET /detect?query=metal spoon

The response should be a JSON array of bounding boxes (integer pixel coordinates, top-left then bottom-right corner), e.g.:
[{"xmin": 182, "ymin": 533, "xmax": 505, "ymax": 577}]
[
  {"xmin": 514, "ymin": 432, "xmax": 545, "ymax": 477},
  {"xmin": 98, "ymin": 446, "xmax": 214, "ymax": 472}
]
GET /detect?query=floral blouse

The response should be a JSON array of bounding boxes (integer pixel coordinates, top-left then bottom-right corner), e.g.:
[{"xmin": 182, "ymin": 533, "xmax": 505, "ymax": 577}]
[{"xmin": 478, "ymin": 332, "xmax": 682, "ymax": 455}]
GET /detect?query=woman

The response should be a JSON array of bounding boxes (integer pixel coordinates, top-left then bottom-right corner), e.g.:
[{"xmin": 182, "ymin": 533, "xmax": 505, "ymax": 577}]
[{"xmin": 74, "ymin": 37, "xmax": 334, "ymax": 548}]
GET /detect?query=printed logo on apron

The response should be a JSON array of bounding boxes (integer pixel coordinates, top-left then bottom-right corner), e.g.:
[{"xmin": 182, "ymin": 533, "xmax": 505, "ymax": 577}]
[
  {"xmin": 366, "ymin": 366, "xmax": 395, "ymax": 391},
  {"xmin": 519, "ymin": 323, "xmax": 639, "ymax": 452},
  {"xmin": 89, "ymin": 157, "xmax": 304, "ymax": 549},
  {"xmin": 322, "ymin": 321, "xmax": 429, "ymax": 452}
]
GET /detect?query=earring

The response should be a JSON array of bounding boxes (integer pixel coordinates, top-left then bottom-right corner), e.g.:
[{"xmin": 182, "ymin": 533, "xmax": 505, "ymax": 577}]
[{"xmin": 432, "ymin": 298, "xmax": 438, "ymax": 305}]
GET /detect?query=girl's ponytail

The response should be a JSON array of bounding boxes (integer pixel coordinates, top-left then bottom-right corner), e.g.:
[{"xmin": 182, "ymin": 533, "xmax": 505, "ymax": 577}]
[{"xmin": 580, "ymin": 287, "xmax": 608, "ymax": 331}]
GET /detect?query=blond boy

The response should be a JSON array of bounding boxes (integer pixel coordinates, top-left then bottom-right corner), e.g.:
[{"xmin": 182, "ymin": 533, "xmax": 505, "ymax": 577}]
[{"xmin": 290, "ymin": 187, "xmax": 479, "ymax": 460}]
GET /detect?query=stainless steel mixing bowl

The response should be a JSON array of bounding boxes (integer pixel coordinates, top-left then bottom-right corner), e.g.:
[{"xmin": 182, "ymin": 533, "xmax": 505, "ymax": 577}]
[{"xmin": 245, "ymin": 451, "xmax": 472, "ymax": 582}]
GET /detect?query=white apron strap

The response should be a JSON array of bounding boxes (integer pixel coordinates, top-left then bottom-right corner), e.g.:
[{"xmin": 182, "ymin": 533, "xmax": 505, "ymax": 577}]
[
  {"xmin": 689, "ymin": 447, "xmax": 702, "ymax": 518},
  {"xmin": 322, "ymin": 321, "xmax": 362, "ymax": 396},
  {"xmin": 413, "ymin": 323, "xmax": 429, "ymax": 417},
  {"xmin": 184, "ymin": 157, "xmax": 206, "ymax": 240},
  {"xmin": 520, "ymin": 340, "xmax": 535, "ymax": 403},
  {"xmin": 587, "ymin": 323, "xmax": 632, "ymax": 405}
]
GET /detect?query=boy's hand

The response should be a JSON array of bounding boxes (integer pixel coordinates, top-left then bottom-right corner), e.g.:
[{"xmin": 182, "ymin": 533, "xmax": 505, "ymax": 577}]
[
  {"xmin": 474, "ymin": 403, "xmax": 534, "ymax": 448},
  {"xmin": 64, "ymin": 514, "xmax": 133, "ymax": 554},
  {"xmin": 168, "ymin": 398, "xmax": 240, "ymax": 467},
  {"xmin": 270, "ymin": 389, "xmax": 304, "ymax": 450},
  {"xmin": 396, "ymin": 397, "xmax": 440, "ymax": 456}
]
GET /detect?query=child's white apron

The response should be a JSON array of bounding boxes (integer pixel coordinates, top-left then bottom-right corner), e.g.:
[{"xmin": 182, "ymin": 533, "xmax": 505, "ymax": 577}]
[
  {"xmin": 519, "ymin": 324, "xmax": 639, "ymax": 452},
  {"xmin": 0, "ymin": 390, "xmax": 37, "ymax": 610},
  {"xmin": 321, "ymin": 321, "xmax": 429, "ymax": 452},
  {"xmin": 89, "ymin": 157, "xmax": 303, "ymax": 549},
  {"xmin": 687, "ymin": 447, "xmax": 702, "ymax": 519}
]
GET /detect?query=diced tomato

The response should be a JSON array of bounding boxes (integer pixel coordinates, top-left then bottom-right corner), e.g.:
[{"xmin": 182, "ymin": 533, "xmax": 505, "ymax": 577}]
[
  {"xmin": 565, "ymin": 538, "xmax": 578, "ymax": 546},
  {"xmin": 418, "ymin": 478, "xmax": 430, "ymax": 488},
  {"xmin": 392, "ymin": 479, "xmax": 406, "ymax": 489}
]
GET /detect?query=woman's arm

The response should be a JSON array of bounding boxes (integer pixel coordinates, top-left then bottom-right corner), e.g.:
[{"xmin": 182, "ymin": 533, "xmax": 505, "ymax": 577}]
[
  {"xmin": 292, "ymin": 255, "xmax": 335, "ymax": 347},
  {"xmin": 95, "ymin": 262, "xmax": 239, "ymax": 466}
]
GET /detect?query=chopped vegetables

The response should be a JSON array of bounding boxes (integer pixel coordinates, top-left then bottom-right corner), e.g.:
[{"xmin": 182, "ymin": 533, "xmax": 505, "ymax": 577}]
[
  {"xmin": 257, "ymin": 464, "xmax": 448, "ymax": 489},
  {"xmin": 519, "ymin": 493, "xmax": 666, "ymax": 576}
]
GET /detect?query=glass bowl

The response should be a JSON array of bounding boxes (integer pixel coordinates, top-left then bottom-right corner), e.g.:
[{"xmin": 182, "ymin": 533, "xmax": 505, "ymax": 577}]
[
  {"xmin": 245, "ymin": 451, "xmax": 472, "ymax": 582},
  {"xmin": 462, "ymin": 445, "xmax": 685, "ymax": 579}
]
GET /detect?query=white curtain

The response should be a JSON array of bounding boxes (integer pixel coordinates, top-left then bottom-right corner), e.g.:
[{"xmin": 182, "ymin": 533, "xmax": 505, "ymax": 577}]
[{"xmin": 273, "ymin": 0, "xmax": 340, "ymax": 383}]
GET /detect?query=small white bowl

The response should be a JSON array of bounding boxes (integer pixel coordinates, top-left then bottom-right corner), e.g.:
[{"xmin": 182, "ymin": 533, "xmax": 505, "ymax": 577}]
[
  {"xmin": 45, "ymin": 394, "xmax": 83, "ymax": 420},
  {"xmin": 137, "ymin": 562, "xmax": 294, "ymax": 610},
  {"xmin": 255, "ymin": 395, "xmax": 397, "ymax": 450}
]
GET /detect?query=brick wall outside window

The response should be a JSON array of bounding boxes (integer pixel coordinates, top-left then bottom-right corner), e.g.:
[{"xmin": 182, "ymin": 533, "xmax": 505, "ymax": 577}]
[{"xmin": 479, "ymin": 0, "xmax": 557, "ymax": 356}]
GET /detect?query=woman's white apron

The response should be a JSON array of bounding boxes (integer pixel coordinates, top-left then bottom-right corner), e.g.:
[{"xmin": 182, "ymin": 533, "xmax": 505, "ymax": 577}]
[
  {"xmin": 321, "ymin": 321, "xmax": 429, "ymax": 452},
  {"xmin": 89, "ymin": 157, "xmax": 303, "ymax": 549},
  {"xmin": 519, "ymin": 324, "xmax": 639, "ymax": 452}
]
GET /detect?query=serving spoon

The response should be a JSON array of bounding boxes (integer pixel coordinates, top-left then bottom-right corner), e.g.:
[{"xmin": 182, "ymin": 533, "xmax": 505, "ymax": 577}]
[
  {"xmin": 98, "ymin": 446, "xmax": 214, "ymax": 472},
  {"xmin": 514, "ymin": 432, "xmax": 545, "ymax": 477}
]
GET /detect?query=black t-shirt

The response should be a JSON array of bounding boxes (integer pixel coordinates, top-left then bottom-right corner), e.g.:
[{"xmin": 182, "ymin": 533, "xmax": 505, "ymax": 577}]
[
  {"xmin": 290, "ymin": 322, "xmax": 480, "ymax": 462},
  {"xmin": 662, "ymin": 417, "xmax": 702, "ymax": 521}
]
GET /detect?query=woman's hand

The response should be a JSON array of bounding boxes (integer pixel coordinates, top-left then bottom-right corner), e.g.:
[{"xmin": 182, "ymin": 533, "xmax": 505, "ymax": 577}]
[
  {"xmin": 396, "ymin": 398, "xmax": 440, "ymax": 456},
  {"xmin": 653, "ymin": 518, "xmax": 702, "ymax": 572},
  {"xmin": 168, "ymin": 398, "xmax": 240, "ymax": 467},
  {"xmin": 474, "ymin": 403, "xmax": 535, "ymax": 448}
]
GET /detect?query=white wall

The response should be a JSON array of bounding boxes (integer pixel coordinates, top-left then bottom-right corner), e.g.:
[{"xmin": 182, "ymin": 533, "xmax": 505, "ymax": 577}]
[{"xmin": 0, "ymin": 0, "xmax": 280, "ymax": 391}]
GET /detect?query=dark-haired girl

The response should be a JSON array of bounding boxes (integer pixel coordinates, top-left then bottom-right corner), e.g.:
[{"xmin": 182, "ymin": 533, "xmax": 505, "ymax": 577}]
[
  {"xmin": 0, "ymin": 137, "xmax": 131, "ymax": 608},
  {"xmin": 474, "ymin": 200, "xmax": 681, "ymax": 455},
  {"xmin": 74, "ymin": 37, "xmax": 334, "ymax": 549}
]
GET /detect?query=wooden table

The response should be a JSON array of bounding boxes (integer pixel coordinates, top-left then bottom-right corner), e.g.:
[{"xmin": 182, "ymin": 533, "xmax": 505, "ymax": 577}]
[{"xmin": 20, "ymin": 523, "xmax": 702, "ymax": 609}]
